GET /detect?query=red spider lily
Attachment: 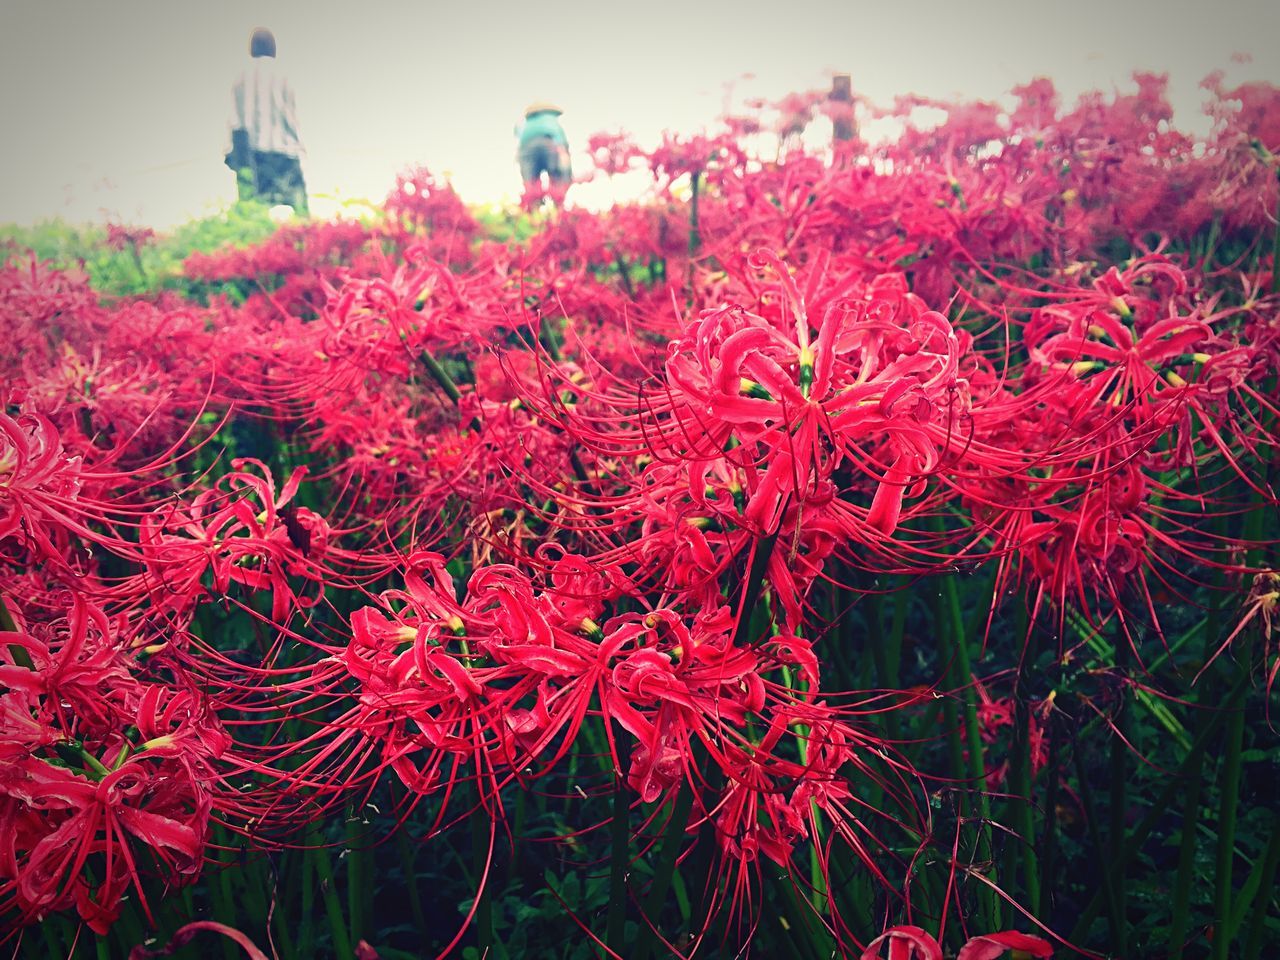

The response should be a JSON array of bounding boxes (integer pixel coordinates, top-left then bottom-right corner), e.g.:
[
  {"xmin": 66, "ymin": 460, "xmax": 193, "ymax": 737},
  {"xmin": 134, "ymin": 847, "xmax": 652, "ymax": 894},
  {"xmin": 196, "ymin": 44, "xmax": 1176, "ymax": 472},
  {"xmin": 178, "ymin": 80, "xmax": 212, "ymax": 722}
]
[
  {"xmin": 0, "ymin": 410, "xmax": 87, "ymax": 564},
  {"xmin": 531, "ymin": 251, "xmax": 987, "ymax": 584},
  {"xmin": 0, "ymin": 754, "xmax": 211, "ymax": 933},
  {"xmin": 860, "ymin": 925, "xmax": 1052, "ymax": 960},
  {"xmin": 1, "ymin": 70, "xmax": 1276, "ymax": 953},
  {"xmin": 105, "ymin": 224, "xmax": 156, "ymax": 253},
  {"xmin": 384, "ymin": 166, "xmax": 479, "ymax": 266},
  {"xmin": 587, "ymin": 131, "xmax": 643, "ymax": 177},
  {"xmin": 121, "ymin": 458, "xmax": 338, "ymax": 622},
  {"xmin": 0, "ymin": 594, "xmax": 138, "ymax": 740},
  {"xmin": 0, "ymin": 598, "xmax": 225, "ymax": 933}
]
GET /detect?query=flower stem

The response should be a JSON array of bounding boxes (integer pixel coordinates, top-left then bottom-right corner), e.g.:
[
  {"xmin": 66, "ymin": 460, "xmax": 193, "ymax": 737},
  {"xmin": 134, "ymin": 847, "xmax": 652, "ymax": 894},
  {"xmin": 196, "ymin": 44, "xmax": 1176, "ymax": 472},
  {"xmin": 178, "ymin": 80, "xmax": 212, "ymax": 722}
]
[
  {"xmin": 0, "ymin": 591, "xmax": 33, "ymax": 669},
  {"xmin": 419, "ymin": 349, "xmax": 462, "ymax": 405},
  {"xmin": 1271, "ymin": 170, "xmax": 1280, "ymax": 294},
  {"xmin": 1210, "ymin": 670, "xmax": 1248, "ymax": 960},
  {"xmin": 1069, "ymin": 666, "xmax": 1253, "ymax": 943},
  {"xmin": 1167, "ymin": 747, "xmax": 1205, "ymax": 959},
  {"xmin": 1109, "ymin": 625, "xmax": 1131, "ymax": 957},
  {"xmin": 685, "ymin": 169, "xmax": 701, "ymax": 304},
  {"xmin": 1074, "ymin": 746, "xmax": 1125, "ymax": 949},
  {"xmin": 732, "ymin": 532, "xmax": 778, "ymax": 646},
  {"xmin": 312, "ymin": 840, "xmax": 354, "ymax": 960},
  {"xmin": 606, "ymin": 733, "xmax": 633, "ymax": 953},
  {"xmin": 395, "ymin": 824, "xmax": 429, "ymax": 948},
  {"xmin": 1013, "ymin": 596, "xmax": 1041, "ymax": 919},
  {"xmin": 635, "ymin": 781, "xmax": 695, "ymax": 960},
  {"xmin": 345, "ymin": 811, "xmax": 366, "ymax": 947},
  {"xmin": 936, "ymin": 559, "xmax": 996, "ymax": 929},
  {"xmin": 1242, "ymin": 812, "xmax": 1280, "ymax": 960},
  {"xmin": 469, "ymin": 790, "xmax": 494, "ymax": 957}
]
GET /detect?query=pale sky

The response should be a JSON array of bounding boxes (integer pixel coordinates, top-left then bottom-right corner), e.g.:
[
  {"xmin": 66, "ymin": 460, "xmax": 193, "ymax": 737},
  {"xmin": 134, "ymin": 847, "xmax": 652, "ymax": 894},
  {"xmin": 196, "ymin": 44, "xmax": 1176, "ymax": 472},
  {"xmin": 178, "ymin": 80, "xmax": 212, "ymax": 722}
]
[{"xmin": 1, "ymin": 0, "xmax": 1277, "ymax": 228}]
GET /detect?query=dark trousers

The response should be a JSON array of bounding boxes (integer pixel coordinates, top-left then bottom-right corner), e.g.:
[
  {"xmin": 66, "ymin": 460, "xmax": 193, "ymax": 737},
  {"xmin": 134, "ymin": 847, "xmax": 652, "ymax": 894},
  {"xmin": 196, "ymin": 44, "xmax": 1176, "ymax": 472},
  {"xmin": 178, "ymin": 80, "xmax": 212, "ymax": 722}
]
[
  {"xmin": 519, "ymin": 136, "xmax": 571, "ymax": 186},
  {"xmin": 236, "ymin": 151, "xmax": 308, "ymax": 215}
]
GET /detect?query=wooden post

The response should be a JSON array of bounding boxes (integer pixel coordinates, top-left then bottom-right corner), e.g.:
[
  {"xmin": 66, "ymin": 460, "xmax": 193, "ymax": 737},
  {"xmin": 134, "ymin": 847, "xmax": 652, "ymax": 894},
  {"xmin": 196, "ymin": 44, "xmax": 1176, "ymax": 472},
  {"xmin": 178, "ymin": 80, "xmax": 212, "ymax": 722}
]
[{"xmin": 830, "ymin": 73, "xmax": 855, "ymax": 142}]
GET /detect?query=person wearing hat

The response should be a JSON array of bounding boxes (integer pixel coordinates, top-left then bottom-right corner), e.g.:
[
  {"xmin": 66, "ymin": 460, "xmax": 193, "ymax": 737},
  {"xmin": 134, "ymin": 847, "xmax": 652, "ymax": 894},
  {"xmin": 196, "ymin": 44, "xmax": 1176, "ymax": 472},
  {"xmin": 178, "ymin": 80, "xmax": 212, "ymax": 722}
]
[
  {"xmin": 517, "ymin": 102, "xmax": 571, "ymax": 208},
  {"xmin": 225, "ymin": 28, "xmax": 308, "ymax": 215}
]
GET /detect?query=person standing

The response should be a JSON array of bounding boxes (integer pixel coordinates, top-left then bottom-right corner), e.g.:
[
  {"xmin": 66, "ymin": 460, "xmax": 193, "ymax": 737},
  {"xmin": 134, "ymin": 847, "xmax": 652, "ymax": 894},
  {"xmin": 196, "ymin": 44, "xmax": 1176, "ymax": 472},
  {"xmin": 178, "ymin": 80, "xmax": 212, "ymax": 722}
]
[
  {"xmin": 517, "ymin": 102, "xmax": 571, "ymax": 209},
  {"xmin": 225, "ymin": 28, "xmax": 308, "ymax": 215}
]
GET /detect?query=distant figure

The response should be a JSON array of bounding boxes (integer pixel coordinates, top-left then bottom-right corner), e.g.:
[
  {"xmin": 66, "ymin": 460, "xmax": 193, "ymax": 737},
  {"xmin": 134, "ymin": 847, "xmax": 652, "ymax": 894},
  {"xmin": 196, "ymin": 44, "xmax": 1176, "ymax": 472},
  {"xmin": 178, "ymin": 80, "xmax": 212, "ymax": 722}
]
[
  {"xmin": 225, "ymin": 28, "xmax": 308, "ymax": 215},
  {"xmin": 517, "ymin": 102, "xmax": 571, "ymax": 209}
]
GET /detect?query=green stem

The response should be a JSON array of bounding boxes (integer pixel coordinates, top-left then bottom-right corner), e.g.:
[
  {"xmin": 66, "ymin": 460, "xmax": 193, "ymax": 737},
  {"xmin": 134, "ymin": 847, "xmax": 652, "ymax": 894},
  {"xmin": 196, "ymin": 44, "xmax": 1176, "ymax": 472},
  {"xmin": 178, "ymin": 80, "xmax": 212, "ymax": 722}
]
[
  {"xmin": 1202, "ymin": 211, "xmax": 1222, "ymax": 271},
  {"xmin": 270, "ymin": 854, "xmax": 298, "ymax": 960},
  {"xmin": 1011, "ymin": 696, "xmax": 1041, "ymax": 918},
  {"xmin": 1210, "ymin": 674, "xmax": 1248, "ymax": 960},
  {"xmin": 470, "ymin": 794, "xmax": 494, "ymax": 958},
  {"xmin": 772, "ymin": 867, "xmax": 835, "ymax": 959},
  {"xmin": 0, "ymin": 591, "xmax": 34, "ymax": 669},
  {"xmin": 346, "ymin": 812, "xmax": 365, "ymax": 947},
  {"xmin": 869, "ymin": 585, "xmax": 905, "ymax": 743},
  {"xmin": 1231, "ymin": 810, "xmax": 1280, "ymax": 934},
  {"xmin": 1168, "ymin": 748, "xmax": 1206, "ymax": 960},
  {"xmin": 635, "ymin": 782, "xmax": 695, "ymax": 960},
  {"xmin": 606, "ymin": 734, "xmax": 633, "ymax": 952},
  {"xmin": 1074, "ymin": 746, "xmax": 1125, "ymax": 949},
  {"xmin": 539, "ymin": 316, "xmax": 564, "ymax": 362},
  {"xmin": 1109, "ymin": 630, "xmax": 1131, "ymax": 957},
  {"xmin": 1242, "ymin": 813, "xmax": 1280, "ymax": 960},
  {"xmin": 419, "ymin": 349, "xmax": 462, "ymax": 405},
  {"xmin": 613, "ymin": 252, "xmax": 636, "ymax": 301},
  {"xmin": 130, "ymin": 244, "xmax": 148, "ymax": 284},
  {"xmin": 1069, "ymin": 667, "xmax": 1253, "ymax": 943},
  {"xmin": 1037, "ymin": 713, "xmax": 1061, "ymax": 917},
  {"xmin": 395, "ymin": 827, "xmax": 429, "ymax": 948},
  {"xmin": 299, "ymin": 835, "xmax": 317, "ymax": 959},
  {"xmin": 688, "ymin": 169, "xmax": 701, "ymax": 257},
  {"xmin": 39, "ymin": 921, "xmax": 63, "ymax": 959},
  {"xmin": 1214, "ymin": 477, "xmax": 1272, "ymax": 956},
  {"xmin": 1004, "ymin": 595, "xmax": 1040, "ymax": 921},
  {"xmin": 937, "ymin": 563, "xmax": 996, "ymax": 929},
  {"xmin": 733, "ymin": 533, "xmax": 778, "ymax": 646},
  {"xmin": 685, "ymin": 169, "xmax": 701, "ymax": 305},
  {"xmin": 313, "ymin": 842, "xmax": 354, "ymax": 960},
  {"xmin": 779, "ymin": 662, "xmax": 828, "ymax": 920},
  {"xmin": 1271, "ymin": 171, "xmax": 1280, "ymax": 295},
  {"xmin": 211, "ymin": 837, "xmax": 239, "ymax": 960}
]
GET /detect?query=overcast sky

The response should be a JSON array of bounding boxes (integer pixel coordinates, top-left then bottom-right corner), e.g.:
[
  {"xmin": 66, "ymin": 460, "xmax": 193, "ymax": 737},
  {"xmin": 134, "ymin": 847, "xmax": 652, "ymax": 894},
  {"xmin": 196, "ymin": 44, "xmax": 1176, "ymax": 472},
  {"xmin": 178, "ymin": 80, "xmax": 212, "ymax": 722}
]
[{"xmin": 1, "ymin": 0, "xmax": 1277, "ymax": 228}]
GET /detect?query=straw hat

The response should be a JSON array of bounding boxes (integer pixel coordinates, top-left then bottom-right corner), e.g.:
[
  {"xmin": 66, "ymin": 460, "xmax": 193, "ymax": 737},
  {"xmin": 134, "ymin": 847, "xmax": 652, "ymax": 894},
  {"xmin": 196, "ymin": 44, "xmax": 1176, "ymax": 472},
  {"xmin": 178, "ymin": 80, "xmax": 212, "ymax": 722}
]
[{"xmin": 525, "ymin": 101, "xmax": 564, "ymax": 117}]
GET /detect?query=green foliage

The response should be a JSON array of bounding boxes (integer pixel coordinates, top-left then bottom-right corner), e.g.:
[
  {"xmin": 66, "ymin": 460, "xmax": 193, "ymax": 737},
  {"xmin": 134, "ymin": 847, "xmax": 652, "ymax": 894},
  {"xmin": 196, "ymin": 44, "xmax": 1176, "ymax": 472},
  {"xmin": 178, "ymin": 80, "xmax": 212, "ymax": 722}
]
[
  {"xmin": 470, "ymin": 203, "xmax": 541, "ymax": 245},
  {"xmin": 0, "ymin": 201, "xmax": 279, "ymax": 298},
  {"xmin": 3, "ymin": 198, "xmax": 540, "ymax": 303}
]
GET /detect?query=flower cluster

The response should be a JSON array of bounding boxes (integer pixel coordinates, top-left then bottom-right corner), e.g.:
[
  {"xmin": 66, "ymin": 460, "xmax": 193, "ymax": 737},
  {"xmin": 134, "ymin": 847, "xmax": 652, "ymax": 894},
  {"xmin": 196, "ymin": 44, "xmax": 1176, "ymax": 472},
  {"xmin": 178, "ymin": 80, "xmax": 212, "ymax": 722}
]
[{"xmin": 1, "ymin": 71, "xmax": 1276, "ymax": 956}]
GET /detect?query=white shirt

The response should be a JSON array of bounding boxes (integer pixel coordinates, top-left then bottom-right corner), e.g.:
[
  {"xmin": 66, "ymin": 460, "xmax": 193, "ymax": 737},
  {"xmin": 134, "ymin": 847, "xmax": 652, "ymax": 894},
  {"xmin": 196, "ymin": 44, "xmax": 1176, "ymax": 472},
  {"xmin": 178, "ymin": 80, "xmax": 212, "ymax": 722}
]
[{"xmin": 229, "ymin": 57, "xmax": 303, "ymax": 157}]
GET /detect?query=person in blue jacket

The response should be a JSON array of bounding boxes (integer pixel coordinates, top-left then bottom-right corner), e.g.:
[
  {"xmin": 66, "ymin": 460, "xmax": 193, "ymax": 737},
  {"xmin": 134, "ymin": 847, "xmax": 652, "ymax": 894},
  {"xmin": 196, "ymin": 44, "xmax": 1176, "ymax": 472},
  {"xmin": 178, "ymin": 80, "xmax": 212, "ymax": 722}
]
[{"xmin": 517, "ymin": 102, "xmax": 571, "ymax": 207}]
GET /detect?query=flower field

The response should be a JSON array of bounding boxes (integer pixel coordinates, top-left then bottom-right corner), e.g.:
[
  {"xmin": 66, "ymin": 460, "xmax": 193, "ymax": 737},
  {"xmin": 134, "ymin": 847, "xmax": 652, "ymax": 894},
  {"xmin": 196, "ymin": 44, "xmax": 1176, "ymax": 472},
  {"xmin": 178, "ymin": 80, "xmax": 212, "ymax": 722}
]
[{"xmin": 2, "ymin": 73, "xmax": 1278, "ymax": 959}]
